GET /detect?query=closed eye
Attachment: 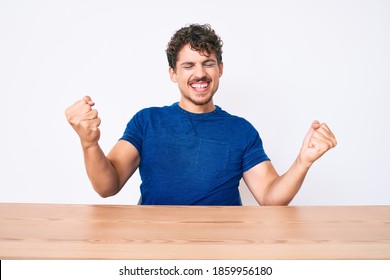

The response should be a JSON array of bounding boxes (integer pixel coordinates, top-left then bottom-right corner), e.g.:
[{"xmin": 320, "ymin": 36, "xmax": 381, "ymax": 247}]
[
  {"xmin": 180, "ymin": 62, "xmax": 195, "ymax": 69},
  {"xmin": 203, "ymin": 59, "xmax": 217, "ymax": 67}
]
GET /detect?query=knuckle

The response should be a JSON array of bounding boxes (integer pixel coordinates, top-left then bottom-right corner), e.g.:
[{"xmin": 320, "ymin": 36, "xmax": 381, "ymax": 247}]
[
  {"xmin": 67, "ymin": 115, "xmax": 77, "ymax": 124},
  {"xmin": 79, "ymin": 120, "xmax": 88, "ymax": 129}
]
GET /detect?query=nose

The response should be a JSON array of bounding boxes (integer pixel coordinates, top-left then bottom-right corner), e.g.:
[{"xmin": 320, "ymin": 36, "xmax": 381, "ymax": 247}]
[{"xmin": 193, "ymin": 64, "xmax": 207, "ymax": 78}]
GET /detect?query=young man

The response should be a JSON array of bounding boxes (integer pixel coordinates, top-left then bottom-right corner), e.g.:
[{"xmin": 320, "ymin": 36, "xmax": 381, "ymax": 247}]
[{"xmin": 65, "ymin": 24, "xmax": 337, "ymax": 206}]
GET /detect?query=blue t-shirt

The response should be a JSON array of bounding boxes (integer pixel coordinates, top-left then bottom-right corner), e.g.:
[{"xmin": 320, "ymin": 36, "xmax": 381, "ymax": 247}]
[{"xmin": 120, "ymin": 103, "xmax": 269, "ymax": 205}]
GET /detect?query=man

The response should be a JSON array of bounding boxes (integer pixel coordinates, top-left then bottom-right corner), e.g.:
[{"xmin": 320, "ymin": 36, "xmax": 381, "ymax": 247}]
[{"xmin": 65, "ymin": 24, "xmax": 337, "ymax": 206}]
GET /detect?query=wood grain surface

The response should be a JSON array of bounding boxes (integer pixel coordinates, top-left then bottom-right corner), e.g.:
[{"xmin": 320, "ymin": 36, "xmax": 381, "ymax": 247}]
[{"xmin": 0, "ymin": 203, "xmax": 389, "ymax": 259}]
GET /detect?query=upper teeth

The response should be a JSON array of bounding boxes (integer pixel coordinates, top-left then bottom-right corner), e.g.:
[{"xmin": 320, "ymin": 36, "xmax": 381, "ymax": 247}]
[{"xmin": 192, "ymin": 83, "xmax": 208, "ymax": 88}]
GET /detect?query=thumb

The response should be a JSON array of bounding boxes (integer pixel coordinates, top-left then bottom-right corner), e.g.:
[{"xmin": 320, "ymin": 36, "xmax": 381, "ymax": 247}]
[
  {"xmin": 311, "ymin": 120, "xmax": 320, "ymax": 129},
  {"xmin": 83, "ymin": 95, "xmax": 95, "ymax": 106},
  {"xmin": 303, "ymin": 120, "xmax": 319, "ymax": 148}
]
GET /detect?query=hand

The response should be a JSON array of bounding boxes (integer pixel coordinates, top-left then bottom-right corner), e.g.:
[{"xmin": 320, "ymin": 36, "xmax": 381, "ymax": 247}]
[
  {"xmin": 298, "ymin": 120, "xmax": 337, "ymax": 168},
  {"xmin": 65, "ymin": 96, "xmax": 101, "ymax": 148}
]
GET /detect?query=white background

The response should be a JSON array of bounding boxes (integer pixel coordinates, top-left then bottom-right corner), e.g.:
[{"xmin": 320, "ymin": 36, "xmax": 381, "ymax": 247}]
[
  {"xmin": 2, "ymin": 260, "xmax": 390, "ymax": 280},
  {"xmin": 1, "ymin": 0, "xmax": 389, "ymax": 206}
]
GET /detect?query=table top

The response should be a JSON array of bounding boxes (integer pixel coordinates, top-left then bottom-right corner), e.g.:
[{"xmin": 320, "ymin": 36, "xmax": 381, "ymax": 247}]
[{"xmin": 0, "ymin": 203, "xmax": 389, "ymax": 259}]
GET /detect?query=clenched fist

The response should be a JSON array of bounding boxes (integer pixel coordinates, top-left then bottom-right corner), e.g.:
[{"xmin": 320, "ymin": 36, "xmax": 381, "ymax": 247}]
[
  {"xmin": 65, "ymin": 96, "xmax": 101, "ymax": 148},
  {"xmin": 298, "ymin": 120, "xmax": 337, "ymax": 168}
]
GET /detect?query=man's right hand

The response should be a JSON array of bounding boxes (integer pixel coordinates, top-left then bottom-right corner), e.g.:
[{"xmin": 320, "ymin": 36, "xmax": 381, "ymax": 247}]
[{"xmin": 65, "ymin": 96, "xmax": 101, "ymax": 148}]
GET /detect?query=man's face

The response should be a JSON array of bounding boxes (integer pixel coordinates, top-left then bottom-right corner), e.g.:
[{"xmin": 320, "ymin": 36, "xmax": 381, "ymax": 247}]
[{"xmin": 169, "ymin": 44, "xmax": 223, "ymax": 113}]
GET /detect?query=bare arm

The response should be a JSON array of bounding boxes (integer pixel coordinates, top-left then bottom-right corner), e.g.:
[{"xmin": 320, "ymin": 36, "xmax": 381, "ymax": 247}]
[
  {"xmin": 65, "ymin": 96, "xmax": 140, "ymax": 197},
  {"xmin": 244, "ymin": 121, "xmax": 337, "ymax": 206},
  {"xmin": 82, "ymin": 141, "xmax": 139, "ymax": 197}
]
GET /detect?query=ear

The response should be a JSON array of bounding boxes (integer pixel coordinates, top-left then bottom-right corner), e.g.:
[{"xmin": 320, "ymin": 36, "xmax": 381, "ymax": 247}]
[
  {"xmin": 218, "ymin": 62, "xmax": 224, "ymax": 77},
  {"xmin": 169, "ymin": 67, "xmax": 177, "ymax": 83}
]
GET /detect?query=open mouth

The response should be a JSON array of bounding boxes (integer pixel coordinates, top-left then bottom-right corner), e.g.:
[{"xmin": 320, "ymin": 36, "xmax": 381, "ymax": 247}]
[{"xmin": 189, "ymin": 81, "xmax": 210, "ymax": 92}]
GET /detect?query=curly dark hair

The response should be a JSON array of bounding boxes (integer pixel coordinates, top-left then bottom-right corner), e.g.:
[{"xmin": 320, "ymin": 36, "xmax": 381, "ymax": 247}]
[{"xmin": 166, "ymin": 24, "xmax": 223, "ymax": 71}]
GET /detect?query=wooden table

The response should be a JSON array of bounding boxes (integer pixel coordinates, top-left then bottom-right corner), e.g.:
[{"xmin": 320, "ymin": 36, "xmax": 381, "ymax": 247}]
[{"xmin": 0, "ymin": 203, "xmax": 389, "ymax": 259}]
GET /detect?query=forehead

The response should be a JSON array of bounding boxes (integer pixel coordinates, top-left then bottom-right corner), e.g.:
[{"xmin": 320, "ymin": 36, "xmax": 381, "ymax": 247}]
[{"xmin": 177, "ymin": 44, "xmax": 217, "ymax": 63}]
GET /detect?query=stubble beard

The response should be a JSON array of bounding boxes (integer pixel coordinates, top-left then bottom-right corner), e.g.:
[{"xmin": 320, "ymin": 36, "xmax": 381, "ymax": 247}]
[{"xmin": 184, "ymin": 91, "xmax": 215, "ymax": 106}]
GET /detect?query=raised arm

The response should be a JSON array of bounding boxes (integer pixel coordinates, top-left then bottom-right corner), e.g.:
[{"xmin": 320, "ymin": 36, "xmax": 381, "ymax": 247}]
[
  {"xmin": 65, "ymin": 96, "xmax": 140, "ymax": 197},
  {"xmin": 243, "ymin": 121, "xmax": 337, "ymax": 206}
]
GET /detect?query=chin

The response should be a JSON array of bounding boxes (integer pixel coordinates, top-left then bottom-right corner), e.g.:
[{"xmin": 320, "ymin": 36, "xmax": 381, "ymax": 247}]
[{"xmin": 191, "ymin": 95, "xmax": 214, "ymax": 106}]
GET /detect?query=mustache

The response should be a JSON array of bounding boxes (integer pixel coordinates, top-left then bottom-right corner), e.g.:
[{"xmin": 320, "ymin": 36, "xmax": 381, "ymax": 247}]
[{"xmin": 189, "ymin": 76, "xmax": 212, "ymax": 83}]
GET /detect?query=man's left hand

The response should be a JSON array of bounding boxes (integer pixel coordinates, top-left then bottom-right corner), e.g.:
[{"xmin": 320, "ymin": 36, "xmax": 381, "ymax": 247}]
[{"xmin": 298, "ymin": 120, "xmax": 337, "ymax": 168}]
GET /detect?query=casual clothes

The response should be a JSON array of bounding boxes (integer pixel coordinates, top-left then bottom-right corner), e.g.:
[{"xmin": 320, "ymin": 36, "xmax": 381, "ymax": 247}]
[{"xmin": 120, "ymin": 103, "xmax": 269, "ymax": 205}]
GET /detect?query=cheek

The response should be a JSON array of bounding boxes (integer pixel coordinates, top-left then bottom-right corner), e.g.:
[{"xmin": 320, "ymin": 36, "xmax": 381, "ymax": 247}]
[
  {"xmin": 178, "ymin": 77, "xmax": 188, "ymax": 86},
  {"xmin": 210, "ymin": 71, "xmax": 221, "ymax": 82},
  {"xmin": 177, "ymin": 74, "xmax": 191, "ymax": 84}
]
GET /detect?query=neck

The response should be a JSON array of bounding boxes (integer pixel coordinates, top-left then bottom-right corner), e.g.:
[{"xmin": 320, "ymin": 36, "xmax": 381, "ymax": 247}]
[{"xmin": 178, "ymin": 99, "xmax": 215, "ymax": 114}]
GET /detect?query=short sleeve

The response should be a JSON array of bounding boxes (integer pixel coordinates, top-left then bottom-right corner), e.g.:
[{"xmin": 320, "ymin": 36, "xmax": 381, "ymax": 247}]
[
  {"xmin": 119, "ymin": 110, "xmax": 144, "ymax": 155},
  {"xmin": 242, "ymin": 129, "xmax": 270, "ymax": 172}
]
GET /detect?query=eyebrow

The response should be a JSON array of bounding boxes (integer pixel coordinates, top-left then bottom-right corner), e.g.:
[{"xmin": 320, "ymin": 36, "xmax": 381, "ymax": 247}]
[
  {"xmin": 203, "ymin": 59, "xmax": 217, "ymax": 64},
  {"xmin": 179, "ymin": 62, "xmax": 195, "ymax": 67},
  {"xmin": 179, "ymin": 59, "xmax": 217, "ymax": 67}
]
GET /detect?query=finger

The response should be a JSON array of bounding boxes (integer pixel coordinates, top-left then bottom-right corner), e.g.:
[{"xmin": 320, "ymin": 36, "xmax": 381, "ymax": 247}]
[
  {"xmin": 311, "ymin": 120, "xmax": 321, "ymax": 129},
  {"xmin": 91, "ymin": 118, "xmax": 101, "ymax": 131},
  {"xmin": 65, "ymin": 99, "xmax": 86, "ymax": 116},
  {"xmin": 66, "ymin": 99, "xmax": 95, "ymax": 123},
  {"xmin": 316, "ymin": 123, "xmax": 337, "ymax": 147},
  {"xmin": 83, "ymin": 109, "xmax": 98, "ymax": 120},
  {"xmin": 308, "ymin": 137, "xmax": 330, "ymax": 155},
  {"xmin": 315, "ymin": 126, "xmax": 333, "ymax": 141},
  {"xmin": 310, "ymin": 121, "xmax": 337, "ymax": 148},
  {"xmin": 83, "ymin": 96, "xmax": 95, "ymax": 106},
  {"xmin": 88, "ymin": 118, "xmax": 101, "ymax": 131},
  {"xmin": 311, "ymin": 130, "xmax": 336, "ymax": 150},
  {"xmin": 66, "ymin": 99, "xmax": 90, "ymax": 115},
  {"xmin": 79, "ymin": 117, "xmax": 101, "ymax": 131},
  {"xmin": 303, "ymin": 120, "xmax": 320, "ymax": 148},
  {"xmin": 317, "ymin": 123, "xmax": 333, "ymax": 136},
  {"xmin": 303, "ymin": 124, "xmax": 316, "ymax": 148},
  {"xmin": 70, "ymin": 109, "xmax": 98, "ymax": 126}
]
